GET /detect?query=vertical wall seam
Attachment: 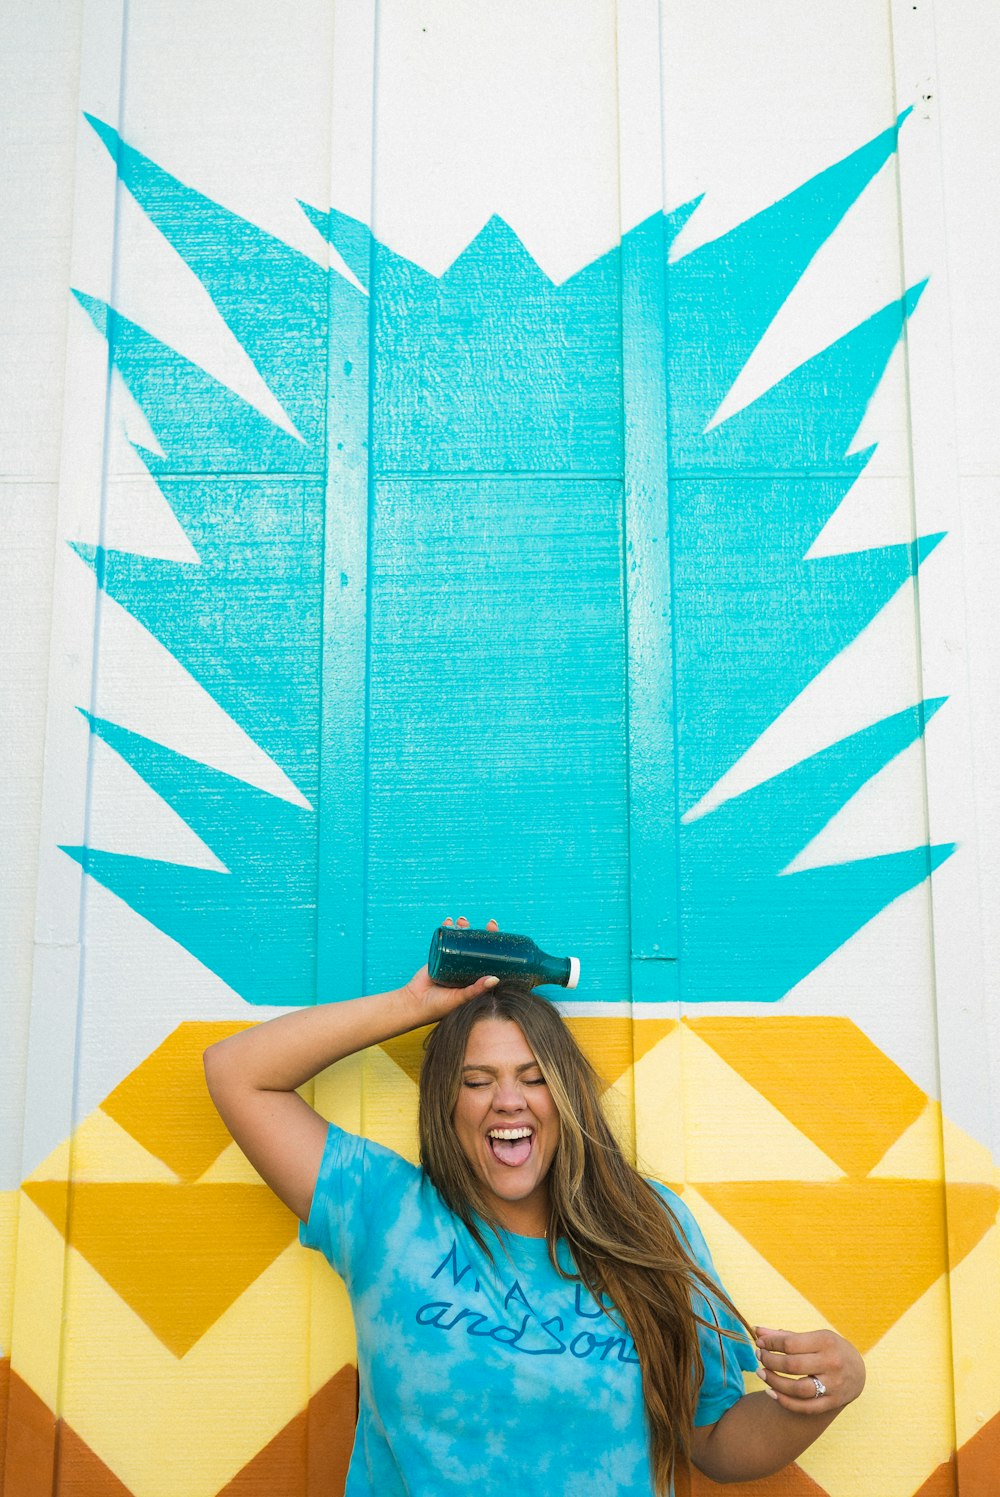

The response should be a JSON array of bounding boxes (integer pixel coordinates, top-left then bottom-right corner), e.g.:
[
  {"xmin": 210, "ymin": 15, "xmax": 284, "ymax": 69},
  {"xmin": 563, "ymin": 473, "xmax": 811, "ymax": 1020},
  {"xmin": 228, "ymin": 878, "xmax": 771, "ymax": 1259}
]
[
  {"xmin": 306, "ymin": 0, "xmax": 342, "ymax": 1477},
  {"xmin": 886, "ymin": 0, "xmax": 961, "ymax": 1474},
  {"xmin": 657, "ymin": 0, "xmax": 692, "ymax": 1197},
  {"xmin": 610, "ymin": 0, "xmax": 638, "ymax": 1141},
  {"xmin": 359, "ymin": 0, "xmax": 381, "ymax": 1143},
  {"xmin": 51, "ymin": 0, "xmax": 132, "ymax": 1480}
]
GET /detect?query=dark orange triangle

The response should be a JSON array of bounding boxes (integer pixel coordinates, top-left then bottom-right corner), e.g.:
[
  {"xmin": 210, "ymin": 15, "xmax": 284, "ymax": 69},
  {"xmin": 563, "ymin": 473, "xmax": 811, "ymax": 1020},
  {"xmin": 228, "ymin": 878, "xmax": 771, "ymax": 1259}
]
[
  {"xmin": 215, "ymin": 1364, "xmax": 358, "ymax": 1496},
  {"xmin": 910, "ymin": 1458, "xmax": 957, "ymax": 1497},
  {"xmin": 22, "ymin": 1181, "xmax": 297, "ymax": 1358},
  {"xmin": 675, "ymin": 1456, "xmax": 830, "ymax": 1495},
  {"xmin": 54, "ymin": 1418, "xmax": 134, "ymax": 1496},
  {"xmin": 958, "ymin": 1409, "xmax": 1000, "ymax": 1493},
  {"xmin": 913, "ymin": 1408, "xmax": 1000, "ymax": 1496},
  {"xmin": 1, "ymin": 1365, "xmax": 133, "ymax": 1497},
  {"xmin": 2, "ymin": 1359, "xmax": 55, "ymax": 1494}
]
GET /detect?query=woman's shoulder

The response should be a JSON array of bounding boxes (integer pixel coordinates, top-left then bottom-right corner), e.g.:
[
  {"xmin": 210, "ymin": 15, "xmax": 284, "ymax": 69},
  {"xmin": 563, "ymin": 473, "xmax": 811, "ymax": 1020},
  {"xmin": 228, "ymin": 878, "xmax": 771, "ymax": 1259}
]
[
  {"xmin": 301, "ymin": 1123, "xmax": 429, "ymax": 1268},
  {"xmin": 317, "ymin": 1120, "xmax": 423, "ymax": 1181}
]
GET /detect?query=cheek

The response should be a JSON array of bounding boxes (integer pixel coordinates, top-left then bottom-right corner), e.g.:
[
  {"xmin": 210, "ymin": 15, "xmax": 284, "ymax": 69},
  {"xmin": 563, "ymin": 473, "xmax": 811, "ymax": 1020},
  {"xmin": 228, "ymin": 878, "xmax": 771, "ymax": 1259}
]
[{"xmin": 452, "ymin": 1103, "xmax": 483, "ymax": 1161}]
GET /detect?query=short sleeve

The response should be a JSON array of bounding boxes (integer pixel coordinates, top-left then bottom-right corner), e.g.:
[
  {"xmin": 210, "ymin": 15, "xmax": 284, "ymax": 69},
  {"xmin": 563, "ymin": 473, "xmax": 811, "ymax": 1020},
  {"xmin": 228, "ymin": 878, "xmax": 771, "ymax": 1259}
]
[
  {"xmin": 299, "ymin": 1122, "xmax": 419, "ymax": 1284},
  {"xmin": 650, "ymin": 1184, "xmax": 758, "ymax": 1426}
]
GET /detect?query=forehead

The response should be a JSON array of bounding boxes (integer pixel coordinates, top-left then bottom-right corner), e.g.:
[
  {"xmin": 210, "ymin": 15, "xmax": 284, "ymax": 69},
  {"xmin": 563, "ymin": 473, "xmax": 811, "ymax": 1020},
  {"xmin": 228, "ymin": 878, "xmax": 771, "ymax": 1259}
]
[{"xmin": 462, "ymin": 1017, "xmax": 538, "ymax": 1069}]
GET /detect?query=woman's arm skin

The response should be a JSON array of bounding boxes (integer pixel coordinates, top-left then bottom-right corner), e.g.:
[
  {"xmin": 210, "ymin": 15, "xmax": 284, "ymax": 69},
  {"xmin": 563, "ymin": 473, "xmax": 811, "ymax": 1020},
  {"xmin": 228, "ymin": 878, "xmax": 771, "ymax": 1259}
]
[
  {"xmin": 689, "ymin": 1327, "xmax": 865, "ymax": 1483},
  {"xmin": 203, "ymin": 921, "xmax": 497, "ymax": 1223}
]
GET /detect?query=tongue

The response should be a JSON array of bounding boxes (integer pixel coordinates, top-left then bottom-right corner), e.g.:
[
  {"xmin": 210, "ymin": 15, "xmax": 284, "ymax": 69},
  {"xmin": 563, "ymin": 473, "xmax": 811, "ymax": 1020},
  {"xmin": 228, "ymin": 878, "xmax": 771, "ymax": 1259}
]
[{"xmin": 492, "ymin": 1135, "xmax": 532, "ymax": 1167}]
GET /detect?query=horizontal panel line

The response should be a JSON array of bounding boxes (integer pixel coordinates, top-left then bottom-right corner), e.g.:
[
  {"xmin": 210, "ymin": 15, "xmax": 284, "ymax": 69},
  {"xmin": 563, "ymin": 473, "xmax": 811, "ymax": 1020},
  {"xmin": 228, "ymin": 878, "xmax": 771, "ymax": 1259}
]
[
  {"xmin": 100, "ymin": 472, "xmax": 328, "ymax": 482},
  {"xmin": 373, "ymin": 472, "xmax": 627, "ymax": 483},
  {"xmin": 90, "ymin": 468, "xmax": 898, "ymax": 483},
  {"xmin": 668, "ymin": 469, "xmax": 882, "ymax": 481},
  {"xmin": 0, "ymin": 476, "xmax": 62, "ymax": 486},
  {"xmin": 631, "ymin": 955, "xmax": 678, "ymax": 963}
]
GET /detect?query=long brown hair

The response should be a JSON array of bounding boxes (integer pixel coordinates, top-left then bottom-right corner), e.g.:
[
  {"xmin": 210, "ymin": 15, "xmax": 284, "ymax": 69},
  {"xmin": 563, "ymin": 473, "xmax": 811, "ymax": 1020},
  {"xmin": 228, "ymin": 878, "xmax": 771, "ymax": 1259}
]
[{"xmin": 419, "ymin": 985, "xmax": 753, "ymax": 1496}]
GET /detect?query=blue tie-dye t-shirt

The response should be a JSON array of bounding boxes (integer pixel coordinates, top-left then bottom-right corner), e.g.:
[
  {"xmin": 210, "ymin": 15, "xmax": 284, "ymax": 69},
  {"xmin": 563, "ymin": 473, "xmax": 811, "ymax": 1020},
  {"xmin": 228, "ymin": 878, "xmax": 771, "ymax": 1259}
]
[{"xmin": 300, "ymin": 1123, "xmax": 755, "ymax": 1496}]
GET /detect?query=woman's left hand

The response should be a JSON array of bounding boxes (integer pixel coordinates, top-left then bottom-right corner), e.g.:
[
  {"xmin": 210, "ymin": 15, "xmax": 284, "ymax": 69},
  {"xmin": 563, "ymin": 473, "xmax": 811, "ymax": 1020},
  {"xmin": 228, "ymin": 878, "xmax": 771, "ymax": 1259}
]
[{"xmin": 755, "ymin": 1327, "xmax": 865, "ymax": 1413}]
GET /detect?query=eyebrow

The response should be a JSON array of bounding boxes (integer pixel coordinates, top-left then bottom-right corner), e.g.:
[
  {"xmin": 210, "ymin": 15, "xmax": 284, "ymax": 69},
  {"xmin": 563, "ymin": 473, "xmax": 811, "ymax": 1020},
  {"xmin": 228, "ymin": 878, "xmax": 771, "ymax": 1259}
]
[{"xmin": 461, "ymin": 1062, "xmax": 542, "ymax": 1075}]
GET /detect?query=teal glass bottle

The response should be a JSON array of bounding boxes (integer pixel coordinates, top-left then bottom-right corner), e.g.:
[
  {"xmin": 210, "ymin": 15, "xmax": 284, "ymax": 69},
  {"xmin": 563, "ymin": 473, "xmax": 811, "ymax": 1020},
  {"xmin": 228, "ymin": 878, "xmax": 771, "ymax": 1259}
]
[{"xmin": 427, "ymin": 926, "xmax": 580, "ymax": 990}]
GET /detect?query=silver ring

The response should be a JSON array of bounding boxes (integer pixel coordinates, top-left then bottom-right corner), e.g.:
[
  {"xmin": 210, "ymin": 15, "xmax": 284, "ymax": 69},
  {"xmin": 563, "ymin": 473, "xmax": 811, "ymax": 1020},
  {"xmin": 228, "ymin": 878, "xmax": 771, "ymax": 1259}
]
[{"xmin": 810, "ymin": 1376, "xmax": 827, "ymax": 1398}]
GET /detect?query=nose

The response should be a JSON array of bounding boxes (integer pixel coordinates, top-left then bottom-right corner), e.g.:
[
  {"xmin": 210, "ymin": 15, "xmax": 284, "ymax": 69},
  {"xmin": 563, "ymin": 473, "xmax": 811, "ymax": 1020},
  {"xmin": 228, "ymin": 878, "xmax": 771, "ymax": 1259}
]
[{"xmin": 493, "ymin": 1076, "xmax": 527, "ymax": 1112}]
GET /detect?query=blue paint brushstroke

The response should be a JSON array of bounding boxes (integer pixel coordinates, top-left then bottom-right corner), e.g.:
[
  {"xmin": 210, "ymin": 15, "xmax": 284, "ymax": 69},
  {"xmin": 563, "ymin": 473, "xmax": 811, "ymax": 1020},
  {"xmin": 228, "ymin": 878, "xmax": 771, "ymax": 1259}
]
[
  {"xmin": 680, "ymin": 700, "xmax": 953, "ymax": 1002},
  {"xmin": 63, "ymin": 110, "xmax": 952, "ymax": 1005}
]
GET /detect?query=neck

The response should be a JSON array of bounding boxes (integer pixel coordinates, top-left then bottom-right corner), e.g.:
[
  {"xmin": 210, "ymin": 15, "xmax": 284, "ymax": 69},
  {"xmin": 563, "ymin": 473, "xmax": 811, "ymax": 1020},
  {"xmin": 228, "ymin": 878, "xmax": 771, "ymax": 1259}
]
[{"xmin": 493, "ymin": 1194, "xmax": 550, "ymax": 1239}]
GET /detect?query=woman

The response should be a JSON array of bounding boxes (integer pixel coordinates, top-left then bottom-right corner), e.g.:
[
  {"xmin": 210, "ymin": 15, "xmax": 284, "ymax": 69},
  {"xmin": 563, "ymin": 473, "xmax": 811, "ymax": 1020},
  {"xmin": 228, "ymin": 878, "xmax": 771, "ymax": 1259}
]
[{"xmin": 204, "ymin": 918, "xmax": 864, "ymax": 1495}]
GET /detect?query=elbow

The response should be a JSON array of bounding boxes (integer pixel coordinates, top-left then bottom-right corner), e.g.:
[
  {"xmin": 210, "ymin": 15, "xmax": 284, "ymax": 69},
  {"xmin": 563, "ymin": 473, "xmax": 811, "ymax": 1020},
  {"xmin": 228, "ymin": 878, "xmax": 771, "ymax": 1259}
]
[{"xmin": 203, "ymin": 1038, "xmax": 233, "ymax": 1104}]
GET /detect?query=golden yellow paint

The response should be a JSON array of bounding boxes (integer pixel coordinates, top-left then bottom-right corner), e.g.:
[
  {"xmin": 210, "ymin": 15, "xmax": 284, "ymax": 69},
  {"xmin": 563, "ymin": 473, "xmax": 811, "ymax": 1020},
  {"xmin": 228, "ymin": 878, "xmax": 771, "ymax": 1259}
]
[
  {"xmin": 25, "ymin": 1199, "xmax": 355, "ymax": 1497},
  {"xmin": 564, "ymin": 1016, "xmax": 676, "ymax": 1090},
  {"xmin": 949, "ymin": 1222, "xmax": 1000, "ymax": 1448},
  {"xmin": 360, "ymin": 1042, "xmax": 420, "ymax": 1162},
  {"xmin": 941, "ymin": 1108, "xmax": 1000, "ymax": 1185},
  {"xmin": 871, "ymin": 1099, "xmax": 997, "ymax": 1184},
  {"xmin": 683, "ymin": 1185, "xmax": 826, "ymax": 1331},
  {"xmin": 688, "ymin": 1017, "xmax": 926, "ymax": 1177},
  {"xmin": 6, "ymin": 1189, "xmax": 68, "ymax": 1414},
  {"xmin": 10, "ymin": 1008, "xmax": 997, "ymax": 1497},
  {"xmin": 601, "ymin": 1065, "xmax": 637, "ymax": 1155},
  {"xmin": 313, "ymin": 1046, "xmax": 365, "ymax": 1135},
  {"xmin": 196, "ymin": 1137, "xmax": 269, "ymax": 1184},
  {"xmin": 101, "ymin": 1021, "xmax": 255, "ymax": 1181},
  {"xmin": 379, "ymin": 1015, "xmax": 675, "ymax": 1095},
  {"xmin": 632, "ymin": 1027, "xmax": 688, "ymax": 1186},
  {"xmin": 22, "ymin": 1179, "xmax": 298, "ymax": 1356},
  {"xmin": 868, "ymin": 1098, "xmax": 945, "ymax": 1179},
  {"xmin": 801, "ymin": 1273, "xmax": 957, "ymax": 1497},
  {"xmin": 379, "ymin": 1023, "xmax": 436, "ymax": 1087},
  {"xmin": 0, "ymin": 1188, "xmax": 19, "ymax": 1354},
  {"xmin": 23, "ymin": 1106, "xmax": 178, "ymax": 1184},
  {"xmin": 695, "ymin": 1178, "xmax": 999, "ymax": 1351},
  {"xmin": 677, "ymin": 1027, "xmax": 848, "ymax": 1182}
]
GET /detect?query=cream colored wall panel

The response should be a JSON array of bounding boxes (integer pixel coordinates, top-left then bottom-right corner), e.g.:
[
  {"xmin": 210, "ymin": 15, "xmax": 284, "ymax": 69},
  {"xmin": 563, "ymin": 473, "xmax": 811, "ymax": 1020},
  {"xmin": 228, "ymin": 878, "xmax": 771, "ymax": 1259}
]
[
  {"xmin": 0, "ymin": 483, "xmax": 60, "ymax": 1191},
  {"xmin": 0, "ymin": 0, "xmax": 85, "ymax": 481}
]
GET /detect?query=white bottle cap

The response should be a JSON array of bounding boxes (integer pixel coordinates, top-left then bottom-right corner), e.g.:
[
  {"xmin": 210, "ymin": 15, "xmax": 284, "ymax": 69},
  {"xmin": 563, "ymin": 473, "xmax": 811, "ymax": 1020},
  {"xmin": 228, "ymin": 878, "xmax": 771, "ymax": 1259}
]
[{"xmin": 566, "ymin": 956, "xmax": 580, "ymax": 990}]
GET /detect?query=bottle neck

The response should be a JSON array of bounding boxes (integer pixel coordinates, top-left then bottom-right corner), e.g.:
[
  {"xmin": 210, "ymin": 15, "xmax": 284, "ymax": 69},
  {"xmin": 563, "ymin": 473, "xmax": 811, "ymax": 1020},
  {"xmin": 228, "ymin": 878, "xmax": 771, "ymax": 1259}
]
[{"xmin": 535, "ymin": 952, "xmax": 572, "ymax": 987}]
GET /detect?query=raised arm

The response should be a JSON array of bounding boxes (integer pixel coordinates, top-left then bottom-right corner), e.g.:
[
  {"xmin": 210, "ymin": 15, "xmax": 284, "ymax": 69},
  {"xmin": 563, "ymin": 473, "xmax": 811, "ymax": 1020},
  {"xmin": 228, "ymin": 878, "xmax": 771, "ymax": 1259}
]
[{"xmin": 203, "ymin": 934, "xmax": 497, "ymax": 1222}]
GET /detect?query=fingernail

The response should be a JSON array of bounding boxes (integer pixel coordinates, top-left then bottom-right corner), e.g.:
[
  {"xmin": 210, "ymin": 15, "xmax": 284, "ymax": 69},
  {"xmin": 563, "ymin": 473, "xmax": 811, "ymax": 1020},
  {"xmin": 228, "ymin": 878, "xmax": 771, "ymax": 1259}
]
[
  {"xmin": 764, "ymin": 1387, "xmax": 779, "ymax": 1401},
  {"xmin": 484, "ymin": 976, "xmax": 499, "ymax": 988},
  {"xmin": 756, "ymin": 1365, "xmax": 768, "ymax": 1381}
]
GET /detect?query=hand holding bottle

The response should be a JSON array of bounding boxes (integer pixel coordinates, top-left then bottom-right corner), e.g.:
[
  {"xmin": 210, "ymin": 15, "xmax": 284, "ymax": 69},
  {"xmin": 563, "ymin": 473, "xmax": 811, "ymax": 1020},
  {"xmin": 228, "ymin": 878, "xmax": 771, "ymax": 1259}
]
[{"xmin": 401, "ymin": 916, "xmax": 501, "ymax": 1023}]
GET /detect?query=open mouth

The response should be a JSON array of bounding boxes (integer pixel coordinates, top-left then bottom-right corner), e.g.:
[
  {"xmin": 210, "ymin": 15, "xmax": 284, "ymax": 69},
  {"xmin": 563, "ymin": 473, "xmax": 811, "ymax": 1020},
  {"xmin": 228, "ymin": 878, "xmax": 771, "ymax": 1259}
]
[{"xmin": 487, "ymin": 1127, "xmax": 534, "ymax": 1167}]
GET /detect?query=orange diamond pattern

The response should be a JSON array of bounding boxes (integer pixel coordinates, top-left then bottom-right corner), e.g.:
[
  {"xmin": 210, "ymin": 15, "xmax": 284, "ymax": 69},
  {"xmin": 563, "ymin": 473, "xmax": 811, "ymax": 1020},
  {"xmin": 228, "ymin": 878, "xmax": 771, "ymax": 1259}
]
[
  {"xmin": 10, "ymin": 1015, "xmax": 999, "ymax": 1497},
  {"xmin": 101, "ymin": 1021, "xmax": 255, "ymax": 1181},
  {"xmin": 687, "ymin": 1017, "xmax": 927, "ymax": 1177},
  {"xmin": 695, "ymin": 1179, "xmax": 999, "ymax": 1352},
  {"xmin": 22, "ymin": 1179, "xmax": 298, "ymax": 1357}
]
